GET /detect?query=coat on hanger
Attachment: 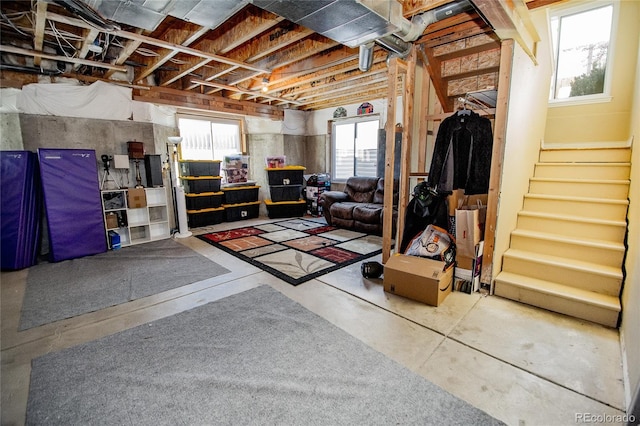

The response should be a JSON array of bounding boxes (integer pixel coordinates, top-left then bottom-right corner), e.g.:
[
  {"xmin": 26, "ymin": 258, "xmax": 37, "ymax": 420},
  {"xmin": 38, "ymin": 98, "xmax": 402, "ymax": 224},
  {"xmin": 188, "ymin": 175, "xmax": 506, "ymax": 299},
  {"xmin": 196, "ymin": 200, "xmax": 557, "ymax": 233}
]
[{"xmin": 427, "ymin": 110, "xmax": 493, "ymax": 195}]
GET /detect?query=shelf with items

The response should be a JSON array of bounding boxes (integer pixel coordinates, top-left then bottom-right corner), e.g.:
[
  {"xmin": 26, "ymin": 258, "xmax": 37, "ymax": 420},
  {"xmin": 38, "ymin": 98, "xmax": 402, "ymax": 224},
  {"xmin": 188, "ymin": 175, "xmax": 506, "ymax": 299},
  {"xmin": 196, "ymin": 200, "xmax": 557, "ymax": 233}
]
[{"xmin": 100, "ymin": 187, "xmax": 170, "ymax": 249}]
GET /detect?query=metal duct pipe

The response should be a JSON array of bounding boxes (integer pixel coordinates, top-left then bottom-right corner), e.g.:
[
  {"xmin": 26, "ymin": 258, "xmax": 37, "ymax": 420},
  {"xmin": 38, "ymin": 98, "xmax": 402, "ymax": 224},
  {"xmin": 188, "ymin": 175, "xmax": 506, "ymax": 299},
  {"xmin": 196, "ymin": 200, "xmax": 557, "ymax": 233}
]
[
  {"xmin": 358, "ymin": 0, "xmax": 475, "ymax": 71},
  {"xmin": 375, "ymin": 34, "xmax": 412, "ymax": 58},
  {"xmin": 359, "ymin": 42, "xmax": 375, "ymax": 72},
  {"xmin": 433, "ymin": 0, "xmax": 475, "ymax": 21},
  {"xmin": 394, "ymin": 0, "xmax": 475, "ymax": 42}
]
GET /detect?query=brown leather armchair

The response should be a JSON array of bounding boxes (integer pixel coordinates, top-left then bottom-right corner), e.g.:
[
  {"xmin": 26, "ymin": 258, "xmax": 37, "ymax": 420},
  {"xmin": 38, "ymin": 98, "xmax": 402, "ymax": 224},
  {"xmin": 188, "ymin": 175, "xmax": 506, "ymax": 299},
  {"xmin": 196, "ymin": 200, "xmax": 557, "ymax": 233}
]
[{"xmin": 319, "ymin": 176, "xmax": 398, "ymax": 235}]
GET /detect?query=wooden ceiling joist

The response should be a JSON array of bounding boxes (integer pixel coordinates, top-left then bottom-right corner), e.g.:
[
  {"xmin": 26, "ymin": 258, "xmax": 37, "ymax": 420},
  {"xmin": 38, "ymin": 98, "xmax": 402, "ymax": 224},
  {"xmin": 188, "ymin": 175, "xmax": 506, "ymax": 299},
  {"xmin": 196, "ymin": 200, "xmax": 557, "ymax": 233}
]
[
  {"xmin": 0, "ymin": 44, "xmax": 127, "ymax": 72},
  {"xmin": 134, "ymin": 86, "xmax": 284, "ymax": 120},
  {"xmin": 0, "ymin": 0, "xmax": 558, "ymax": 112},
  {"xmin": 32, "ymin": 1, "xmax": 47, "ymax": 67},
  {"xmin": 190, "ymin": 79, "xmax": 301, "ymax": 105},
  {"xmin": 45, "ymin": 12, "xmax": 270, "ymax": 73}
]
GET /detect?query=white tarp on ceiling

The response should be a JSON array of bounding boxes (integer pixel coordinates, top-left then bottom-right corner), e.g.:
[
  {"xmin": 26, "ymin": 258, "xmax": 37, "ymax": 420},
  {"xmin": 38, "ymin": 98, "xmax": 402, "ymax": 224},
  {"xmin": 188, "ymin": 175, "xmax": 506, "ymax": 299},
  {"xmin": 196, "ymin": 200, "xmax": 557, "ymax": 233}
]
[{"xmin": 17, "ymin": 80, "xmax": 132, "ymax": 121}]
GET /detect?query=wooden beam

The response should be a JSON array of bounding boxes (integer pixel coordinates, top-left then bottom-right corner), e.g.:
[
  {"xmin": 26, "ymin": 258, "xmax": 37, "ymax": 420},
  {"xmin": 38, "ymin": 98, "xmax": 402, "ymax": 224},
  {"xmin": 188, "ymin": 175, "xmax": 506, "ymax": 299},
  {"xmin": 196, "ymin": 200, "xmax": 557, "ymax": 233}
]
[
  {"xmin": 74, "ymin": 28, "xmax": 100, "ymax": 71},
  {"xmin": 299, "ymin": 86, "xmax": 394, "ymax": 111},
  {"xmin": 222, "ymin": 35, "xmax": 340, "ymax": 88},
  {"xmin": 481, "ymin": 39, "xmax": 514, "ymax": 289},
  {"xmin": 179, "ymin": 10, "xmax": 287, "ymax": 90},
  {"xmin": 383, "ymin": 57, "xmax": 403, "ymax": 264},
  {"xmin": 0, "ymin": 45, "xmax": 127, "ymax": 72},
  {"xmin": 291, "ymin": 70, "xmax": 388, "ymax": 101},
  {"xmin": 190, "ymin": 79, "xmax": 301, "ymax": 105},
  {"xmin": 421, "ymin": 45, "xmax": 451, "ymax": 111},
  {"xmin": 264, "ymin": 50, "xmax": 386, "ymax": 96},
  {"xmin": 268, "ymin": 45, "xmax": 357, "ymax": 85},
  {"xmin": 46, "ymin": 12, "xmax": 269, "ymax": 73},
  {"xmin": 417, "ymin": 61, "xmax": 431, "ymax": 176},
  {"xmin": 403, "ymin": 0, "xmax": 451, "ymax": 16},
  {"xmin": 104, "ymin": 29, "xmax": 143, "ymax": 77},
  {"xmin": 135, "ymin": 25, "xmax": 206, "ymax": 82},
  {"xmin": 472, "ymin": 0, "xmax": 540, "ymax": 63},
  {"xmin": 397, "ymin": 47, "xmax": 417, "ymax": 258},
  {"xmin": 134, "ymin": 86, "xmax": 284, "ymax": 120},
  {"xmin": 32, "ymin": 1, "xmax": 47, "ymax": 67}
]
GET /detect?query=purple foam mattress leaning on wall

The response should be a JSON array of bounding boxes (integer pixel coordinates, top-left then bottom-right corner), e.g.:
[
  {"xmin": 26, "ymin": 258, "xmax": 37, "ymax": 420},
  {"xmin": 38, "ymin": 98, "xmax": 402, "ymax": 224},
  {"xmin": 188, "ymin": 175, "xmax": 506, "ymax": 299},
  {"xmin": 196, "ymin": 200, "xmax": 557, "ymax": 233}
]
[
  {"xmin": 38, "ymin": 149, "xmax": 107, "ymax": 262},
  {"xmin": 1, "ymin": 151, "xmax": 42, "ymax": 270}
]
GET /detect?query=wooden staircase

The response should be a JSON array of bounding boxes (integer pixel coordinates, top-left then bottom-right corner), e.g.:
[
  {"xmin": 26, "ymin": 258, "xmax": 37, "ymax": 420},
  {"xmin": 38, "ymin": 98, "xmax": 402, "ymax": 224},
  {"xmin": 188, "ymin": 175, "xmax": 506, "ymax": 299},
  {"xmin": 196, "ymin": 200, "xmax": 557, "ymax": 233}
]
[{"xmin": 494, "ymin": 145, "xmax": 631, "ymax": 327}]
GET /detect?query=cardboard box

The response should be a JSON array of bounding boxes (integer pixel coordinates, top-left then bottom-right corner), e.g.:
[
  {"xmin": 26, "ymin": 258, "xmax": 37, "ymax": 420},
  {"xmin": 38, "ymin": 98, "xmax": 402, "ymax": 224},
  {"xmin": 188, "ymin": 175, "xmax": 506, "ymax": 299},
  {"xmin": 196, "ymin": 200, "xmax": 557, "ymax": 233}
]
[
  {"xmin": 105, "ymin": 212, "xmax": 118, "ymax": 229},
  {"xmin": 383, "ymin": 254, "xmax": 453, "ymax": 306},
  {"xmin": 127, "ymin": 188, "xmax": 147, "ymax": 208}
]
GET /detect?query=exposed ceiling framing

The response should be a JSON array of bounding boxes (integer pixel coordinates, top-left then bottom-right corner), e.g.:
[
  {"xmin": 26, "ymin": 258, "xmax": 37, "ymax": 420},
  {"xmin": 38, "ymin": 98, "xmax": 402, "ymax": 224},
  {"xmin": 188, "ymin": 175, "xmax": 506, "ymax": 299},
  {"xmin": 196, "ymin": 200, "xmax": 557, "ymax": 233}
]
[{"xmin": 0, "ymin": 0, "xmax": 558, "ymax": 117}]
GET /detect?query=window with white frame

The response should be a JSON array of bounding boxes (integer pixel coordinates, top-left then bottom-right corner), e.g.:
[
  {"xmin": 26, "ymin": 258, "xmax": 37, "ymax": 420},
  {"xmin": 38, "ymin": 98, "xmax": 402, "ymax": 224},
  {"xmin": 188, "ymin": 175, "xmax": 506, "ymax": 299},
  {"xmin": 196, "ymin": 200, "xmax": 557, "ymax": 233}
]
[
  {"xmin": 331, "ymin": 116, "xmax": 379, "ymax": 181},
  {"xmin": 177, "ymin": 116, "xmax": 242, "ymax": 161},
  {"xmin": 549, "ymin": 2, "xmax": 615, "ymax": 103}
]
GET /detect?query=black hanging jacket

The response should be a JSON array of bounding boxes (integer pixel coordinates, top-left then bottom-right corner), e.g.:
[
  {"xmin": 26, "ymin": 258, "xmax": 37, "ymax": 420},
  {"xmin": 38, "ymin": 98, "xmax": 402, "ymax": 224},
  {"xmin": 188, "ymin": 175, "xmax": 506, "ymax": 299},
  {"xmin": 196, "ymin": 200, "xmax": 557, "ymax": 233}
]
[{"xmin": 427, "ymin": 111, "xmax": 493, "ymax": 195}]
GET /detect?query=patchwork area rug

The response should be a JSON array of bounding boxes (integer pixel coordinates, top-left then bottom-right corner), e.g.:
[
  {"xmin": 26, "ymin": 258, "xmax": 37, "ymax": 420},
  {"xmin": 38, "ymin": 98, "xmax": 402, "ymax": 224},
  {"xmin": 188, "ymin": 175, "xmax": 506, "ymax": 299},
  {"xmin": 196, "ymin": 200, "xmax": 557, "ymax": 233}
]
[
  {"xmin": 20, "ymin": 238, "xmax": 230, "ymax": 330},
  {"xmin": 198, "ymin": 218, "xmax": 384, "ymax": 286},
  {"xmin": 27, "ymin": 285, "xmax": 504, "ymax": 425}
]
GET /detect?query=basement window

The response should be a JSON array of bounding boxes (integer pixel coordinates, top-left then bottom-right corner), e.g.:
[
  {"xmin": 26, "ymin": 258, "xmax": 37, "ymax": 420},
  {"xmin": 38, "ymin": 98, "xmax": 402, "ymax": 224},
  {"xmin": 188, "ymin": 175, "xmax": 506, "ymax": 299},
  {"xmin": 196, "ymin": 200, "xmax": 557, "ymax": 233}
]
[
  {"xmin": 177, "ymin": 116, "xmax": 242, "ymax": 161},
  {"xmin": 548, "ymin": 1, "xmax": 616, "ymax": 105},
  {"xmin": 331, "ymin": 116, "xmax": 380, "ymax": 181}
]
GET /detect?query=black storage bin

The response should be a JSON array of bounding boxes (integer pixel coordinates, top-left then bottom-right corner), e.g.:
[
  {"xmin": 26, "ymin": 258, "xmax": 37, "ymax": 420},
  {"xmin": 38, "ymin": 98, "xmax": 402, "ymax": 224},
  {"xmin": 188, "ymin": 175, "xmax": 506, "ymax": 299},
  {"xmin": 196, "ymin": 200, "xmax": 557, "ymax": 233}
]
[
  {"xmin": 181, "ymin": 176, "xmax": 221, "ymax": 193},
  {"xmin": 269, "ymin": 184, "xmax": 302, "ymax": 202},
  {"xmin": 187, "ymin": 207, "xmax": 225, "ymax": 228},
  {"xmin": 224, "ymin": 201, "xmax": 261, "ymax": 222},
  {"xmin": 222, "ymin": 185, "xmax": 260, "ymax": 204},
  {"xmin": 266, "ymin": 166, "xmax": 305, "ymax": 186},
  {"xmin": 179, "ymin": 160, "xmax": 221, "ymax": 177},
  {"xmin": 184, "ymin": 191, "xmax": 224, "ymax": 210},
  {"xmin": 264, "ymin": 199, "xmax": 306, "ymax": 219}
]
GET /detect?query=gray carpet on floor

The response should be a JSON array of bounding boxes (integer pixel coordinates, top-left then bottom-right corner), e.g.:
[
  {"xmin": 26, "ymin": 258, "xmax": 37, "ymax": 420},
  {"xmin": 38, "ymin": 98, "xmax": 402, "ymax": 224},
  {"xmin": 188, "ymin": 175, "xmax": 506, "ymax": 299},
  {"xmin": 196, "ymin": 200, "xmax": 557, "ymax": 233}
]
[
  {"xmin": 20, "ymin": 238, "xmax": 230, "ymax": 330},
  {"xmin": 27, "ymin": 285, "xmax": 504, "ymax": 425}
]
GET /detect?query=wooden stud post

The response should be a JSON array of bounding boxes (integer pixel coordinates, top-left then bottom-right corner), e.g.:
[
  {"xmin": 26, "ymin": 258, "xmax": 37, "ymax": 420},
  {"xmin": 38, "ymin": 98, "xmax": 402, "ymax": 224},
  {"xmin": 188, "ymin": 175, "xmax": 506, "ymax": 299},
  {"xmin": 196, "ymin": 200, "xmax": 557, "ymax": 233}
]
[
  {"xmin": 382, "ymin": 57, "xmax": 400, "ymax": 264},
  {"xmin": 481, "ymin": 39, "xmax": 513, "ymax": 290},
  {"xmin": 397, "ymin": 47, "xmax": 417, "ymax": 254}
]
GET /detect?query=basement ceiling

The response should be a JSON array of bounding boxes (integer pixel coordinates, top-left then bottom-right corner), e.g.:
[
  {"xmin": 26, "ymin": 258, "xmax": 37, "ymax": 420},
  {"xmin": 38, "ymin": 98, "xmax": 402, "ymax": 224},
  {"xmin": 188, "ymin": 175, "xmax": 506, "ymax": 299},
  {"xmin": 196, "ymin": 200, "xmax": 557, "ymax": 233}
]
[{"xmin": 0, "ymin": 0, "xmax": 556, "ymax": 115}]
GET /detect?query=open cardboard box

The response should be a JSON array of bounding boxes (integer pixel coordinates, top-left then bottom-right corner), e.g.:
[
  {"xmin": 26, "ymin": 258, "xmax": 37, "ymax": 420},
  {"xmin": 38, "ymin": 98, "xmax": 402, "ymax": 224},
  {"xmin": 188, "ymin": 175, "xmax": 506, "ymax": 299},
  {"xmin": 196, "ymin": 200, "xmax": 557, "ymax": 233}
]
[{"xmin": 383, "ymin": 253, "xmax": 453, "ymax": 306}]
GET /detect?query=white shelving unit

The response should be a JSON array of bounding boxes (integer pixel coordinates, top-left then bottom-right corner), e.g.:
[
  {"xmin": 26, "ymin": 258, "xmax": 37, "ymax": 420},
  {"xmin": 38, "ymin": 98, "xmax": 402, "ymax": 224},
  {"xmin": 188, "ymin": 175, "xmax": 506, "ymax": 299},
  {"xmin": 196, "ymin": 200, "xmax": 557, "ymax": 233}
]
[{"xmin": 101, "ymin": 187, "xmax": 170, "ymax": 248}]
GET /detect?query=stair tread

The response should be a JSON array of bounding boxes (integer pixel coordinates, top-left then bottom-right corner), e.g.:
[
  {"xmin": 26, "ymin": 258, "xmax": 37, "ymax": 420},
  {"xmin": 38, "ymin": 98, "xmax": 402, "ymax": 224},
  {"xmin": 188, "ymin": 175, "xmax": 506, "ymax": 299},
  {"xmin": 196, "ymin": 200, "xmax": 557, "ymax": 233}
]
[
  {"xmin": 518, "ymin": 210, "xmax": 627, "ymax": 226},
  {"xmin": 510, "ymin": 229, "xmax": 626, "ymax": 251},
  {"xmin": 495, "ymin": 271, "xmax": 621, "ymax": 311},
  {"xmin": 530, "ymin": 177, "xmax": 630, "ymax": 184},
  {"xmin": 535, "ymin": 162, "xmax": 631, "ymax": 166},
  {"xmin": 524, "ymin": 193, "xmax": 629, "ymax": 205},
  {"xmin": 541, "ymin": 146, "xmax": 631, "ymax": 151},
  {"xmin": 503, "ymin": 248, "xmax": 623, "ymax": 278}
]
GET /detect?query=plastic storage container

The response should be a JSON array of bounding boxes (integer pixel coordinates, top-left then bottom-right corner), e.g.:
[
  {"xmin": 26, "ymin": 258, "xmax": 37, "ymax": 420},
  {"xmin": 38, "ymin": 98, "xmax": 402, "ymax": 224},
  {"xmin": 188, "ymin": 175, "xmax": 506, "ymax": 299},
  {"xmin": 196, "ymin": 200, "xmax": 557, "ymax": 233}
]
[
  {"xmin": 222, "ymin": 185, "xmax": 260, "ymax": 204},
  {"xmin": 108, "ymin": 230, "xmax": 121, "ymax": 250},
  {"xmin": 223, "ymin": 154, "xmax": 249, "ymax": 169},
  {"xmin": 184, "ymin": 191, "xmax": 224, "ymax": 210},
  {"xmin": 180, "ymin": 176, "xmax": 222, "ymax": 193},
  {"xmin": 266, "ymin": 166, "xmax": 305, "ymax": 186},
  {"xmin": 179, "ymin": 160, "xmax": 221, "ymax": 177},
  {"xmin": 223, "ymin": 201, "xmax": 261, "ymax": 222},
  {"xmin": 222, "ymin": 168, "xmax": 248, "ymax": 183},
  {"xmin": 264, "ymin": 199, "xmax": 306, "ymax": 219},
  {"xmin": 187, "ymin": 207, "xmax": 225, "ymax": 228},
  {"xmin": 269, "ymin": 184, "xmax": 302, "ymax": 202}
]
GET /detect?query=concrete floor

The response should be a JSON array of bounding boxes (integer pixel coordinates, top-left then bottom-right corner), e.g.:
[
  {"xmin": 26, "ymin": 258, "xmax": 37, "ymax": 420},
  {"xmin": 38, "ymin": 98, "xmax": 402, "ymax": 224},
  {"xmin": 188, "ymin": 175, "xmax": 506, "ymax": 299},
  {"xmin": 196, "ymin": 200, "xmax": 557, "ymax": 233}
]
[{"xmin": 1, "ymin": 217, "xmax": 628, "ymax": 425}]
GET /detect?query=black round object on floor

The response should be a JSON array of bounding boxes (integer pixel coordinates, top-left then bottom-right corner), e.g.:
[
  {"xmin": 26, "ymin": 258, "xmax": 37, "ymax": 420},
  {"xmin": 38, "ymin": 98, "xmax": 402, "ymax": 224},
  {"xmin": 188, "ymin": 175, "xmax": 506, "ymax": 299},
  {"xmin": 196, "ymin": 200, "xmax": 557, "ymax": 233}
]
[{"xmin": 361, "ymin": 261, "xmax": 383, "ymax": 279}]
